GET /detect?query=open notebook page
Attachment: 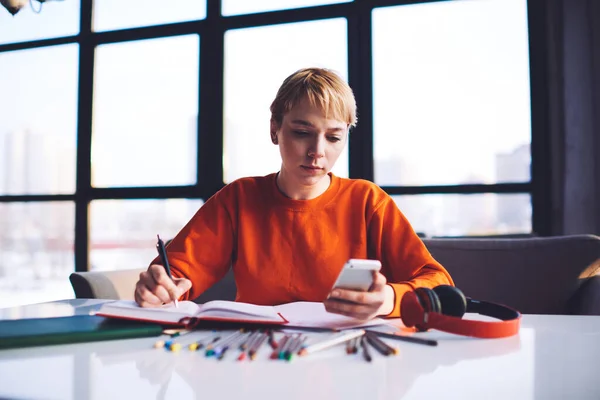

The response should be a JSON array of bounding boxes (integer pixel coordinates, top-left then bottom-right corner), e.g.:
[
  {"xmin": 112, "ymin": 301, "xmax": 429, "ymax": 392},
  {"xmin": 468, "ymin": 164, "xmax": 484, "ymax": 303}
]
[
  {"xmin": 198, "ymin": 300, "xmax": 282, "ymax": 320},
  {"xmin": 94, "ymin": 300, "xmax": 201, "ymax": 325},
  {"xmin": 96, "ymin": 300, "xmax": 386, "ymax": 328},
  {"xmin": 274, "ymin": 302, "xmax": 386, "ymax": 330},
  {"xmin": 95, "ymin": 300, "xmax": 284, "ymax": 324}
]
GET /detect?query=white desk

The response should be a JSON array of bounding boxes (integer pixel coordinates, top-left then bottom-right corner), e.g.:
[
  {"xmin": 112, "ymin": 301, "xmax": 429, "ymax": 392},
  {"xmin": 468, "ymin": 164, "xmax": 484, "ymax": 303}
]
[{"xmin": 0, "ymin": 299, "xmax": 599, "ymax": 400}]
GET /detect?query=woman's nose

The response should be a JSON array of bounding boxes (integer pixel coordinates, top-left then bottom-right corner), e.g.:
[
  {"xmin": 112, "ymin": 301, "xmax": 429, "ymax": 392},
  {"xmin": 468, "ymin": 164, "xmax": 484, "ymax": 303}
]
[{"xmin": 307, "ymin": 138, "xmax": 326, "ymax": 158}]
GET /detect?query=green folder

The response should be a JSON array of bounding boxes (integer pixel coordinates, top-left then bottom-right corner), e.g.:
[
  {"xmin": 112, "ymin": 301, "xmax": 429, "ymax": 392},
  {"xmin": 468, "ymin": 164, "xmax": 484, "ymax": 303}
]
[{"xmin": 0, "ymin": 315, "xmax": 164, "ymax": 350}]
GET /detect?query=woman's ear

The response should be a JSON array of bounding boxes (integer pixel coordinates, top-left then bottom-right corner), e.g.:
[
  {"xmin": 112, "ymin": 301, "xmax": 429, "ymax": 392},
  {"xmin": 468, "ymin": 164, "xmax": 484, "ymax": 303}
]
[{"xmin": 270, "ymin": 119, "xmax": 279, "ymax": 144}]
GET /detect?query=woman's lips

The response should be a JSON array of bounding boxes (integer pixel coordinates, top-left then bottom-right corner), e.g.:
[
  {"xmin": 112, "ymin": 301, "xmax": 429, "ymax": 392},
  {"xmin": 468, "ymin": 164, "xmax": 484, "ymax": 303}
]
[{"xmin": 301, "ymin": 166, "xmax": 323, "ymax": 174}]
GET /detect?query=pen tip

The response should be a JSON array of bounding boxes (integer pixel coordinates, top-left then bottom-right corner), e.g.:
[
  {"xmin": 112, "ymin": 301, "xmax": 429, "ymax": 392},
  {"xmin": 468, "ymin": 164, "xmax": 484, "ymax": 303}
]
[{"xmin": 157, "ymin": 234, "xmax": 160, "ymax": 240}]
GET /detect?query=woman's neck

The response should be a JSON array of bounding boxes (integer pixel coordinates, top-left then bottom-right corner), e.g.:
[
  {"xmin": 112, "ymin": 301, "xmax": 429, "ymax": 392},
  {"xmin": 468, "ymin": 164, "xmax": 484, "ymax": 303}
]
[{"xmin": 276, "ymin": 171, "xmax": 331, "ymax": 200}]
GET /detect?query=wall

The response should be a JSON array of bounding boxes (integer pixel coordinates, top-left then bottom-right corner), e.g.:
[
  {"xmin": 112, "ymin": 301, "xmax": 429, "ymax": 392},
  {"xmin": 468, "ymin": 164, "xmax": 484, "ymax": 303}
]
[{"xmin": 547, "ymin": 0, "xmax": 600, "ymax": 235}]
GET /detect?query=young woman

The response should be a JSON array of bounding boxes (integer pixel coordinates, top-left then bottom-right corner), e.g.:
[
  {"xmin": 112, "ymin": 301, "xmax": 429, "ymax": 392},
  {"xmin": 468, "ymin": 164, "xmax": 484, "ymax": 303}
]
[{"xmin": 135, "ymin": 68, "xmax": 453, "ymax": 320}]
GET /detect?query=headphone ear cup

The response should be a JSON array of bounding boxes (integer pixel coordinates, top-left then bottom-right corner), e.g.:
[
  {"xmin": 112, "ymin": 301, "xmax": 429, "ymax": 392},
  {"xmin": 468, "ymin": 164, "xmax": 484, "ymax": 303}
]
[
  {"xmin": 414, "ymin": 287, "xmax": 442, "ymax": 314},
  {"xmin": 433, "ymin": 285, "xmax": 467, "ymax": 318},
  {"xmin": 413, "ymin": 288, "xmax": 442, "ymax": 331},
  {"xmin": 400, "ymin": 291, "xmax": 424, "ymax": 329}
]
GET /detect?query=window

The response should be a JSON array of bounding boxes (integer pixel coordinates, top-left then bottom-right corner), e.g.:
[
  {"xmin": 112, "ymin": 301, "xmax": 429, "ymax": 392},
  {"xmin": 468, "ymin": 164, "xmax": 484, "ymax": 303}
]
[
  {"xmin": 222, "ymin": 0, "xmax": 352, "ymax": 16},
  {"xmin": 0, "ymin": 1, "xmax": 79, "ymax": 45},
  {"xmin": 394, "ymin": 193, "xmax": 531, "ymax": 237},
  {"xmin": 372, "ymin": 0, "xmax": 531, "ymax": 186},
  {"xmin": 93, "ymin": 0, "xmax": 206, "ymax": 32},
  {"xmin": 372, "ymin": 0, "xmax": 532, "ymax": 235},
  {"xmin": 0, "ymin": 202, "xmax": 75, "ymax": 308},
  {"xmin": 0, "ymin": 45, "xmax": 78, "ymax": 195},
  {"xmin": 92, "ymin": 35, "xmax": 199, "ymax": 188},
  {"xmin": 0, "ymin": 0, "xmax": 545, "ymax": 307},
  {"xmin": 90, "ymin": 199, "xmax": 203, "ymax": 272},
  {"xmin": 223, "ymin": 19, "xmax": 348, "ymax": 182}
]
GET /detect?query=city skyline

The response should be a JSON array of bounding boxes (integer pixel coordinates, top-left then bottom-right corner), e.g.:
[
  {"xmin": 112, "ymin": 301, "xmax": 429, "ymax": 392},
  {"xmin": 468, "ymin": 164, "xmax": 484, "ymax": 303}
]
[{"xmin": 1, "ymin": 122, "xmax": 532, "ymax": 233}]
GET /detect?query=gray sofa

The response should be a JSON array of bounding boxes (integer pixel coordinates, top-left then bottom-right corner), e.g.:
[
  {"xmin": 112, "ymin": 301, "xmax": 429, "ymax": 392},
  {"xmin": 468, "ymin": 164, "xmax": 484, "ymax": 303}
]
[{"xmin": 69, "ymin": 235, "xmax": 600, "ymax": 315}]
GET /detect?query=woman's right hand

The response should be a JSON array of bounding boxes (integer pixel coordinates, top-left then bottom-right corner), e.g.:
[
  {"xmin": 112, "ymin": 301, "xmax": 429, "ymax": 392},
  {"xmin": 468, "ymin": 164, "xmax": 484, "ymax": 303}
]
[{"xmin": 135, "ymin": 264, "xmax": 192, "ymax": 307}]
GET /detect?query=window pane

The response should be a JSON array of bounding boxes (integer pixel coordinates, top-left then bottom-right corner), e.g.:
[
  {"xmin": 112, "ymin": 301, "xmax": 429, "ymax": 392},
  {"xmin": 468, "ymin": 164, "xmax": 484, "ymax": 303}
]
[
  {"xmin": 392, "ymin": 193, "xmax": 532, "ymax": 237},
  {"xmin": 224, "ymin": 19, "xmax": 348, "ymax": 183},
  {"xmin": 92, "ymin": 35, "xmax": 199, "ymax": 188},
  {"xmin": 93, "ymin": 0, "xmax": 206, "ymax": 32},
  {"xmin": 222, "ymin": 0, "xmax": 351, "ymax": 16},
  {"xmin": 372, "ymin": 0, "xmax": 531, "ymax": 186},
  {"xmin": 0, "ymin": 45, "xmax": 78, "ymax": 195},
  {"xmin": 0, "ymin": 1, "xmax": 79, "ymax": 45},
  {"xmin": 0, "ymin": 202, "xmax": 75, "ymax": 308},
  {"xmin": 90, "ymin": 199, "xmax": 203, "ymax": 272}
]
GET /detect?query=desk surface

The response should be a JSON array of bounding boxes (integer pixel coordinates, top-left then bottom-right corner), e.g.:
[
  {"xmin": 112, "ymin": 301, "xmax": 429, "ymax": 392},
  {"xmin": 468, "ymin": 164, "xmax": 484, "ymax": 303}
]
[{"xmin": 0, "ymin": 299, "xmax": 599, "ymax": 400}]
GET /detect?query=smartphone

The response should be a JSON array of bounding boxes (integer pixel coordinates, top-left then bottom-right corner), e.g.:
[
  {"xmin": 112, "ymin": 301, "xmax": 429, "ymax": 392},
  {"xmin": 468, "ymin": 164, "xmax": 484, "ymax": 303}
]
[{"xmin": 332, "ymin": 259, "xmax": 382, "ymax": 291}]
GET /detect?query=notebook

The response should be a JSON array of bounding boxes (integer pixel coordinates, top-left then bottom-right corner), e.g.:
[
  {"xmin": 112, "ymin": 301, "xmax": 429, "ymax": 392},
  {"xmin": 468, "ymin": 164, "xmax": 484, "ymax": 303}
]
[
  {"xmin": 0, "ymin": 315, "xmax": 164, "ymax": 350},
  {"xmin": 95, "ymin": 300, "xmax": 386, "ymax": 330}
]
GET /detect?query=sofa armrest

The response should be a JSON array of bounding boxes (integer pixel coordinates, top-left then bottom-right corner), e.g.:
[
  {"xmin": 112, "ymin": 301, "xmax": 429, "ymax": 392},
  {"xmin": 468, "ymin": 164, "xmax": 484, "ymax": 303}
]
[
  {"xmin": 568, "ymin": 275, "xmax": 600, "ymax": 315},
  {"xmin": 69, "ymin": 269, "xmax": 144, "ymax": 300}
]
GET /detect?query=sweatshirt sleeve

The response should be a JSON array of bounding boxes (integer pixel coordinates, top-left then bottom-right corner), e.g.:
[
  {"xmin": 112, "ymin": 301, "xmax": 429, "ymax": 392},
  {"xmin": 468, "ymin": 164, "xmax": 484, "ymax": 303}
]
[
  {"xmin": 367, "ymin": 196, "xmax": 454, "ymax": 318},
  {"xmin": 149, "ymin": 187, "xmax": 236, "ymax": 301}
]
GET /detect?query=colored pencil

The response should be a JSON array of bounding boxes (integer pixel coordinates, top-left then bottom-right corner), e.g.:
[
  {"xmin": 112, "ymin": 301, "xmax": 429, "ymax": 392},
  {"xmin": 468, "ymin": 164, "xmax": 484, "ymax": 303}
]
[
  {"xmin": 282, "ymin": 334, "xmax": 300, "ymax": 360},
  {"xmin": 270, "ymin": 334, "xmax": 290, "ymax": 359},
  {"xmin": 207, "ymin": 331, "xmax": 242, "ymax": 356},
  {"xmin": 163, "ymin": 328, "xmax": 192, "ymax": 337},
  {"xmin": 242, "ymin": 332, "xmax": 258, "ymax": 354},
  {"xmin": 285, "ymin": 336, "xmax": 307, "ymax": 362},
  {"xmin": 204, "ymin": 335, "xmax": 222, "ymax": 352},
  {"xmin": 216, "ymin": 332, "xmax": 245, "ymax": 360},
  {"xmin": 298, "ymin": 330, "xmax": 365, "ymax": 357},
  {"xmin": 346, "ymin": 336, "xmax": 354, "ymax": 354},
  {"xmin": 360, "ymin": 336, "xmax": 372, "ymax": 363},
  {"xmin": 366, "ymin": 332, "xmax": 399, "ymax": 355},
  {"xmin": 249, "ymin": 333, "xmax": 269, "ymax": 361},
  {"xmin": 187, "ymin": 332, "xmax": 219, "ymax": 351},
  {"xmin": 365, "ymin": 333, "xmax": 391, "ymax": 356},
  {"xmin": 278, "ymin": 334, "xmax": 297, "ymax": 359},
  {"xmin": 351, "ymin": 337, "xmax": 359, "ymax": 354},
  {"xmin": 268, "ymin": 330, "xmax": 278, "ymax": 349},
  {"xmin": 364, "ymin": 330, "xmax": 437, "ymax": 347}
]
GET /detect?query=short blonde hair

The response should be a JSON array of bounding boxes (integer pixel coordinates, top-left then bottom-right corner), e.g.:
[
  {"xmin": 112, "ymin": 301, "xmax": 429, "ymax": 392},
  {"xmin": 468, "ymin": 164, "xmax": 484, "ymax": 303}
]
[{"xmin": 270, "ymin": 68, "xmax": 357, "ymax": 127}]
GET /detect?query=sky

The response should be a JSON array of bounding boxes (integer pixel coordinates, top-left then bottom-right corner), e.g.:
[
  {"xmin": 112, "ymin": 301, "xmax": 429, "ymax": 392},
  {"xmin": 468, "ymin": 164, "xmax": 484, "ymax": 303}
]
[{"xmin": 372, "ymin": 0, "xmax": 531, "ymax": 185}]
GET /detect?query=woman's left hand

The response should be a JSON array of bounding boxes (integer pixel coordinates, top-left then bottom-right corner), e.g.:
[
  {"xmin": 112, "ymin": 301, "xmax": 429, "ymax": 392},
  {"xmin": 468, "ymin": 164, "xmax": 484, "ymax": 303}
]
[{"xmin": 324, "ymin": 271, "xmax": 395, "ymax": 320}]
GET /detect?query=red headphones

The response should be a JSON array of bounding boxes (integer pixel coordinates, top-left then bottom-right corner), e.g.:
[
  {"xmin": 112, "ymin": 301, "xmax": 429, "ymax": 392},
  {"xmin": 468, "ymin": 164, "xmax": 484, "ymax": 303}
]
[{"xmin": 400, "ymin": 285, "xmax": 521, "ymax": 338}]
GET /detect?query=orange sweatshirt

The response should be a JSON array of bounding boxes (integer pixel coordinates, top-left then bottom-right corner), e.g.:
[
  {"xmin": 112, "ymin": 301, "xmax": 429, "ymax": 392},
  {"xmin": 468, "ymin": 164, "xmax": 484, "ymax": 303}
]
[{"xmin": 158, "ymin": 173, "xmax": 453, "ymax": 317}]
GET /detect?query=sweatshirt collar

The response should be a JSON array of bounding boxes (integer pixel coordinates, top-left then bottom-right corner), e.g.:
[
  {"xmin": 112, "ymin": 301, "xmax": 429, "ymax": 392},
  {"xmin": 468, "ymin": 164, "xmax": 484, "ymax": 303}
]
[{"xmin": 269, "ymin": 172, "xmax": 341, "ymax": 210}]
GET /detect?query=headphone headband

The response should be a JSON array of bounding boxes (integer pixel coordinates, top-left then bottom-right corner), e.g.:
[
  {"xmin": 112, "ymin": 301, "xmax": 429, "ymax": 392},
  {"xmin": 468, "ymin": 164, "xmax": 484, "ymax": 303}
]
[
  {"xmin": 426, "ymin": 308, "xmax": 521, "ymax": 339},
  {"xmin": 466, "ymin": 298, "xmax": 521, "ymax": 321},
  {"xmin": 401, "ymin": 286, "xmax": 521, "ymax": 339}
]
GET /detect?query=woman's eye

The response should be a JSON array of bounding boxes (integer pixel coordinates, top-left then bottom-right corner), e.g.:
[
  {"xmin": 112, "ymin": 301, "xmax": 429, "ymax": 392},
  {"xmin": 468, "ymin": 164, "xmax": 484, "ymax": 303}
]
[
  {"xmin": 328, "ymin": 136, "xmax": 341, "ymax": 142},
  {"xmin": 293, "ymin": 131, "xmax": 309, "ymax": 136}
]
